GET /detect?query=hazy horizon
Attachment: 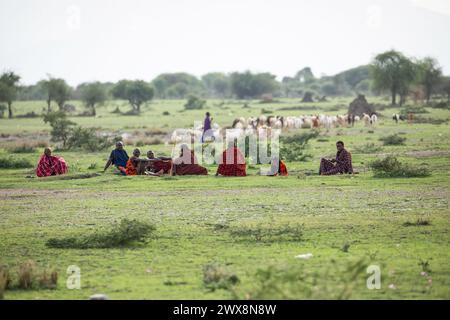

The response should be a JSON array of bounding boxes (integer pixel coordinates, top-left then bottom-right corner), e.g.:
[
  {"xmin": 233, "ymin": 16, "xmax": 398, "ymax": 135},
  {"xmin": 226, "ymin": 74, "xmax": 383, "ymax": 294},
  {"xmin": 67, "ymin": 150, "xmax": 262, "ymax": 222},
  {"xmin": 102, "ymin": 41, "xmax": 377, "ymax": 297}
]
[{"xmin": 1, "ymin": 0, "xmax": 450, "ymax": 86}]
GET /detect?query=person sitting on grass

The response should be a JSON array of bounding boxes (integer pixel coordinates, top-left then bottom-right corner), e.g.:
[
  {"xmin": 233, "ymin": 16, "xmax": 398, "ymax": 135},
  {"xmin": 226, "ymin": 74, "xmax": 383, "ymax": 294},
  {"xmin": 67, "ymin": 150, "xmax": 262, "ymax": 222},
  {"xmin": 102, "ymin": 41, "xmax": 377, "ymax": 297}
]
[
  {"xmin": 144, "ymin": 150, "xmax": 172, "ymax": 175},
  {"xmin": 172, "ymin": 144, "xmax": 208, "ymax": 176},
  {"xmin": 319, "ymin": 140, "xmax": 353, "ymax": 175},
  {"xmin": 125, "ymin": 148, "xmax": 143, "ymax": 176},
  {"xmin": 215, "ymin": 140, "xmax": 246, "ymax": 176},
  {"xmin": 264, "ymin": 155, "xmax": 288, "ymax": 176},
  {"xmin": 104, "ymin": 141, "xmax": 129, "ymax": 175},
  {"xmin": 36, "ymin": 147, "xmax": 68, "ymax": 177}
]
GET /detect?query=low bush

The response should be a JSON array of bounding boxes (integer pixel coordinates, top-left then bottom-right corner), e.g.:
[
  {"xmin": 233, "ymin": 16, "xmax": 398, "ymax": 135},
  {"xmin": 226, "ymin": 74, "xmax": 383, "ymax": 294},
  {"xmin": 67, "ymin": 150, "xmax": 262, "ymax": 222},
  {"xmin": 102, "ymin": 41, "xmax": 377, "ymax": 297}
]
[
  {"xmin": 46, "ymin": 219, "xmax": 156, "ymax": 249},
  {"xmin": 403, "ymin": 218, "xmax": 431, "ymax": 227},
  {"xmin": 280, "ymin": 131, "xmax": 318, "ymax": 162},
  {"xmin": 353, "ymin": 143, "xmax": 383, "ymax": 154},
  {"xmin": 369, "ymin": 156, "xmax": 430, "ymax": 178},
  {"xmin": 379, "ymin": 134, "xmax": 406, "ymax": 146},
  {"xmin": 8, "ymin": 144, "xmax": 36, "ymax": 153},
  {"xmin": 228, "ymin": 222, "xmax": 303, "ymax": 242},
  {"xmin": 0, "ymin": 156, "xmax": 34, "ymax": 169},
  {"xmin": 203, "ymin": 263, "xmax": 239, "ymax": 291},
  {"xmin": 184, "ymin": 95, "xmax": 206, "ymax": 110}
]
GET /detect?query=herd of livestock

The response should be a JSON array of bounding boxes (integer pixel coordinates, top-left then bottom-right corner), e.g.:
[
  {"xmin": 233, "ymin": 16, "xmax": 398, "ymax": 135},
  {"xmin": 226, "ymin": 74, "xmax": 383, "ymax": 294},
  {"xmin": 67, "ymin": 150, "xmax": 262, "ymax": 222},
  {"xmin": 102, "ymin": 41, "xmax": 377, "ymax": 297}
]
[{"xmin": 170, "ymin": 113, "xmax": 381, "ymax": 143}]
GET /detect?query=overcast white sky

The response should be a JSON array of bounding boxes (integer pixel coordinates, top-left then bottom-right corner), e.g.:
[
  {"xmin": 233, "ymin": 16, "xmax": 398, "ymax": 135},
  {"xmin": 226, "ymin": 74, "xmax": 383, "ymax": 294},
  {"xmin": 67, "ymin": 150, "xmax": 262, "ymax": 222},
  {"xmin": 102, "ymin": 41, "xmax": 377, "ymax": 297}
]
[{"xmin": 1, "ymin": 0, "xmax": 449, "ymax": 86}]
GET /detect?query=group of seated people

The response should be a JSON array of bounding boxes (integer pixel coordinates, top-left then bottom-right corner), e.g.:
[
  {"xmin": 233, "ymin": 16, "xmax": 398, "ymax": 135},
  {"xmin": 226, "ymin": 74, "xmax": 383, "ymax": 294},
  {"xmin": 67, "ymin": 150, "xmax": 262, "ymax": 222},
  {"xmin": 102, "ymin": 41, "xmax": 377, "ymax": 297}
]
[
  {"xmin": 103, "ymin": 141, "xmax": 251, "ymax": 177},
  {"xmin": 35, "ymin": 140, "xmax": 352, "ymax": 178}
]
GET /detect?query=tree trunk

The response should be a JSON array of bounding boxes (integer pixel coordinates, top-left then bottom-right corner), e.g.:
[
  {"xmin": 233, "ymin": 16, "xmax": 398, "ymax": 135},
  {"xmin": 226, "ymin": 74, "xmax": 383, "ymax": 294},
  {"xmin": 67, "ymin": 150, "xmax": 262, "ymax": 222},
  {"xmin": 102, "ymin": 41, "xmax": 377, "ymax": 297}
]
[
  {"xmin": 391, "ymin": 91, "xmax": 396, "ymax": 105},
  {"xmin": 91, "ymin": 104, "xmax": 96, "ymax": 116},
  {"xmin": 47, "ymin": 98, "xmax": 51, "ymax": 112},
  {"xmin": 8, "ymin": 102, "xmax": 12, "ymax": 119}
]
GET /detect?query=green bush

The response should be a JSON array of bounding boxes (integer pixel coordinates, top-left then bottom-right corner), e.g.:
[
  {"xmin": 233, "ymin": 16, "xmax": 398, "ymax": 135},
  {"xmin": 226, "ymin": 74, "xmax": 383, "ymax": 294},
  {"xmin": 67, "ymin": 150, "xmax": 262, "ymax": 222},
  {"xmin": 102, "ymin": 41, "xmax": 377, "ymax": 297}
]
[
  {"xmin": 66, "ymin": 127, "xmax": 112, "ymax": 151},
  {"xmin": 184, "ymin": 95, "xmax": 206, "ymax": 110},
  {"xmin": 280, "ymin": 131, "xmax": 318, "ymax": 162},
  {"xmin": 0, "ymin": 156, "xmax": 34, "ymax": 169},
  {"xmin": 369, "ymin": 156, "xmax": 430, "ymax": 178},
  {"xmin": 379, "ymin": 134, "xmax": 406, "ymax": 146},
  {"xmin": 46, "ymin": 219, "xmax": 156, "ymax": 249}
]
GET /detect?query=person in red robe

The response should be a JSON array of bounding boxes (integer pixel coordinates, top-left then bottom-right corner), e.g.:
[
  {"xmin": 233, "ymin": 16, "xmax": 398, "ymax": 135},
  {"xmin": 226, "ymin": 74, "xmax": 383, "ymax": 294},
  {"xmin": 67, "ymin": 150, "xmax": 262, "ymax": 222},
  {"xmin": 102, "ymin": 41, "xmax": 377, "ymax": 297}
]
[
  {"xmin": 172, "ymin": 144, "xmax": 208, "ymax": 176},
  {"xmin": 36, "ymin": 147, "xmax": 68, "ymax": 177},
  {"xmin": 319, "ymin": 141, "xmax": 353, "ymax": 175},
  {"xmin": 216, "ymin": 142, "xmax": 246, "ymax": 176},
  {"xmin": 263, "ymin": 156, "xmax": 288, "ymax": 176},
  {"xmin": 144, "ymin": 150, "xmax": 172, "ymax": 175}
]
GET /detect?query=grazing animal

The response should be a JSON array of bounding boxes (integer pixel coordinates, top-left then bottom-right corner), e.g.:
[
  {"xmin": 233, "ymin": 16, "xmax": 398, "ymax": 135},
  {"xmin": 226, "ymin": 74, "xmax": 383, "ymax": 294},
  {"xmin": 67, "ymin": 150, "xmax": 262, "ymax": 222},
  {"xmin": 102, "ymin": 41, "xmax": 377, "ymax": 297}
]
[
  {"xmin": 362, "ymin": 113, "xmax": 371, "ymax": 127},
  {"xmin": 370, "ymin": 114, "xmax": 378, "ymax": 126}
]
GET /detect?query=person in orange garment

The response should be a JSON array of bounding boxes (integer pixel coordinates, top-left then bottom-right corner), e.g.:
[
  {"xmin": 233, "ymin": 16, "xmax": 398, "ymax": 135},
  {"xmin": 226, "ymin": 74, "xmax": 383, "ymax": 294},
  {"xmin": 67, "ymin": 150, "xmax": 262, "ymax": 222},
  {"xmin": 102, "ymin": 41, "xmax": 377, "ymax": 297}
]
[
  {"xmin": 125, "ymin": 148, "xmax": 143, "ymax": 176},
  {"xmin": 266, "ymin": 155, "xmax": 288, "ymax": 176},
  {"xmin": 215, "ymin": 141, "xmax": 246, "ymax": 176},
  {"xmin": 172, "ymin": 144, "xmax": 208, "ymax": 176}
]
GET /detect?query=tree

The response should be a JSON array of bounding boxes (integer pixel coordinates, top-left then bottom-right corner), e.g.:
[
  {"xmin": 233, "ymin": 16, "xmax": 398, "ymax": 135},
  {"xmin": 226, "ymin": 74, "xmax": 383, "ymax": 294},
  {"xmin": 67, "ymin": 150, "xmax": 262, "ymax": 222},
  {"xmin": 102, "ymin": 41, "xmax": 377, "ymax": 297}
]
[
  {"xmin": 437, "ymin": 76, "xmax": 450, "ymax": 102},
  {"xmin": 230, "ymin": 71, "xmax": 278, "ymax": 99},
  {"xmin": 201, "ymin": 73, "xmax": 230, "ymax": 98},
  {"xmin": 417, "ymin": 57, "xmax": 442, "ymax": 103},
  {"xmin": 79, "ymin": 82, "xmax": 107, "ymax": 116},
  {"xmin": 370, "ymin": 50, "xmax": 417, "ymax": 105},
  {"xmin": 151, "ymin": 73, "xmax": 203, "ymax": 98},
  {"xmin": 40, "ymin": 77, "xmax": 72, "ymax": 112},
  {"xmin": 112, "ymin": 80, "xmax": 154, "ymax": 113},
  {"xmin": 43, "ymin": 111, "xmax": 75, "ymax": 147},
  {"xmin": 0, "ymin": 72, "xmax": 20, "ymax": 118},
  {"xmin": 295, "ymin": 67, "xmax": 315, "ymax": 83}
]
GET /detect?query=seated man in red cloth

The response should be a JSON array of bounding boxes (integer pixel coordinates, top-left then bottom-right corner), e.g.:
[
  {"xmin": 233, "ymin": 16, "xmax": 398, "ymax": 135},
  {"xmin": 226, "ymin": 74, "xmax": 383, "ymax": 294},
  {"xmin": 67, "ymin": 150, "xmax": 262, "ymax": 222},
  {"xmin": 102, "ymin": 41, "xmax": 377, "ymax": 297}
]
[
  {"xmin": 125, "ymin": 148, "xmax": 143, "ymax": 176},
  {"xmin": 172, "ymin": 144, "xmax": 208, "ymax": 176},
  {"xmin": 319, "ymin": 141, "xmax": 353, "ymax": 175},
  {"xmin": 36, "ymin": 147, "xmax": 68, "ymax": 177},
  {"xmin": 215, "ymin": 141, "xmax": 246, "ymax": 176},
  {"xmin": 144, "ymin": 150, "xmax": 172, "ymax": 176}
]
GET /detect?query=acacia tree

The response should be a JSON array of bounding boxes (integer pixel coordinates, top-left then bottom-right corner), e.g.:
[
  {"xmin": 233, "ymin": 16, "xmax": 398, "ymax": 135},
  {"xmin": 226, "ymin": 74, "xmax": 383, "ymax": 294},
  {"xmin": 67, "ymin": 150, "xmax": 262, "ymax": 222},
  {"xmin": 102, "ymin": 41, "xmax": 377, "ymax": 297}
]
[
  {"xmin": 370, "ymin": 50, "xmax": 417, "ymax": 105},
  {"xmin": 40, "ymin": 77, "xmax": 72, "ymax": 111},
  {"xmin": 79, "ymin": 82, "xmax": 107, "ymax": 116},
  {"xmin": 230, "ymin": 71, "xmax": 278, "ymax": 99},
  {"xmin": 417, "ymin": 57, "xmax": 442, "ymax": 103},
  {"xmin": 112, "ymin": 80, "xmax": 154, "ymax": 114},
  {"xmin": 0, "ymin": 72, "xmax": 21, "ymax": 118}
]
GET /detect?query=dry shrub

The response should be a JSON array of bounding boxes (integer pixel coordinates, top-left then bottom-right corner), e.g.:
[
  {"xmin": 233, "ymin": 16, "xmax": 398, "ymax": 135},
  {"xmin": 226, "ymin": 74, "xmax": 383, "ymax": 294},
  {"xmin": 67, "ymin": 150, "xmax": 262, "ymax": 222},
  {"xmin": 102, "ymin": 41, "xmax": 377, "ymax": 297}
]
[{"xmin": 18, "ymin": 260, "xmax": 35, "ymax": 289}]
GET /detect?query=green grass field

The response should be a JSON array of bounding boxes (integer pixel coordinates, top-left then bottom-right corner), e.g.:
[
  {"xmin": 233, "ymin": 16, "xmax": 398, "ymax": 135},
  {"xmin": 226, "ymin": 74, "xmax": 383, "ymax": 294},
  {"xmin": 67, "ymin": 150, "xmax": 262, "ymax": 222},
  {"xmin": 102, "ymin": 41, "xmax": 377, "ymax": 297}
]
[{"xmin": 0, "ymin": 98, "xmax": 449, "ymax": 299}]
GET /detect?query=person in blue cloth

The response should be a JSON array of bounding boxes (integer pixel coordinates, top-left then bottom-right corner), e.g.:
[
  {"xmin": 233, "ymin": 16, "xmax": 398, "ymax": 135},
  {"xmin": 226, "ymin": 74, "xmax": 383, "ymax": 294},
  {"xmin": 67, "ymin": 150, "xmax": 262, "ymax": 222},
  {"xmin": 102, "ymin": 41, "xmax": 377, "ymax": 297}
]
[{"xmin": 103, "ymin": 141, "xmax": 129, "ymax": 175}]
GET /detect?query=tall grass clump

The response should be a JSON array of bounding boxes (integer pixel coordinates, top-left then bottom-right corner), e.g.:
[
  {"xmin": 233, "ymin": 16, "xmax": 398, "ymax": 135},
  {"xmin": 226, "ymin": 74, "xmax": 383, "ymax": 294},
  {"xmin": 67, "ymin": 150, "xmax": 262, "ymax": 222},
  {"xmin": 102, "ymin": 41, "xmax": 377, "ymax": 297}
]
[
  {"xmin": 353, "ymin": 143, "xmax": 383, "ymax": 154},
  {"xmin": 46, "ymin": 219, "xmax": 156, "ymax": 249},
  {"xmin": 0, "ymin": 156, "xmax": 34, "ymax": 169},
  {"xmin": 203, "ymin": 262, "xmax": 239, "ymax": 291},
  {"xmin": 8, "ymin": 144, "xmax": 36, "ymax": 153},
  {"xmin": 369, "ymin": 156, "xmax": 430, "ymax": 178},
  {"xmin": 379, "ymin": 134, "xmax": 406, "ymax": 146}
]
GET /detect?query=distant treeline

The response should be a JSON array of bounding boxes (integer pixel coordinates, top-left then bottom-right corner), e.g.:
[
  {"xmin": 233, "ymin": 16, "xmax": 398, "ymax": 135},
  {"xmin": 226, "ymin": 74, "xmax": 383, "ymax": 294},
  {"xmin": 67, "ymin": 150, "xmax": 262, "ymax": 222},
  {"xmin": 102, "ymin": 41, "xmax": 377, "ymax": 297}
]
[
  {"xmin": 16, "ymin": 66, "xmax": 374, "ymax": 101},
  {"xmin": 1, "ymin": 50, "xmax": 450, "ymax": 118}
]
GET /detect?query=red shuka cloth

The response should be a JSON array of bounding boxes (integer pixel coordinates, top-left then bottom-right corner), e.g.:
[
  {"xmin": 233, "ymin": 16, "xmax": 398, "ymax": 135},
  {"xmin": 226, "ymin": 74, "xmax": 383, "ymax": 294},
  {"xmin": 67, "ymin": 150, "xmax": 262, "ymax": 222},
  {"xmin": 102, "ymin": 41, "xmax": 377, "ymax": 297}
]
[
  {"xmin": 36, "ymin": 155, "xmax": 68, "ymax": 177},
  {"xmin": 217, "ymin": 147, "xmax": 246, "ymax": 176},
  {"xmin": 279, "ymin": 160, "xmax": 288, "ymax": 176},
  {"xmin": 173, "ymin": 151, "xmax": 207, "ymax": 175},
  {"xmin": 125, "ymin": 157, "xmax": 139, "ymax": 175}
]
